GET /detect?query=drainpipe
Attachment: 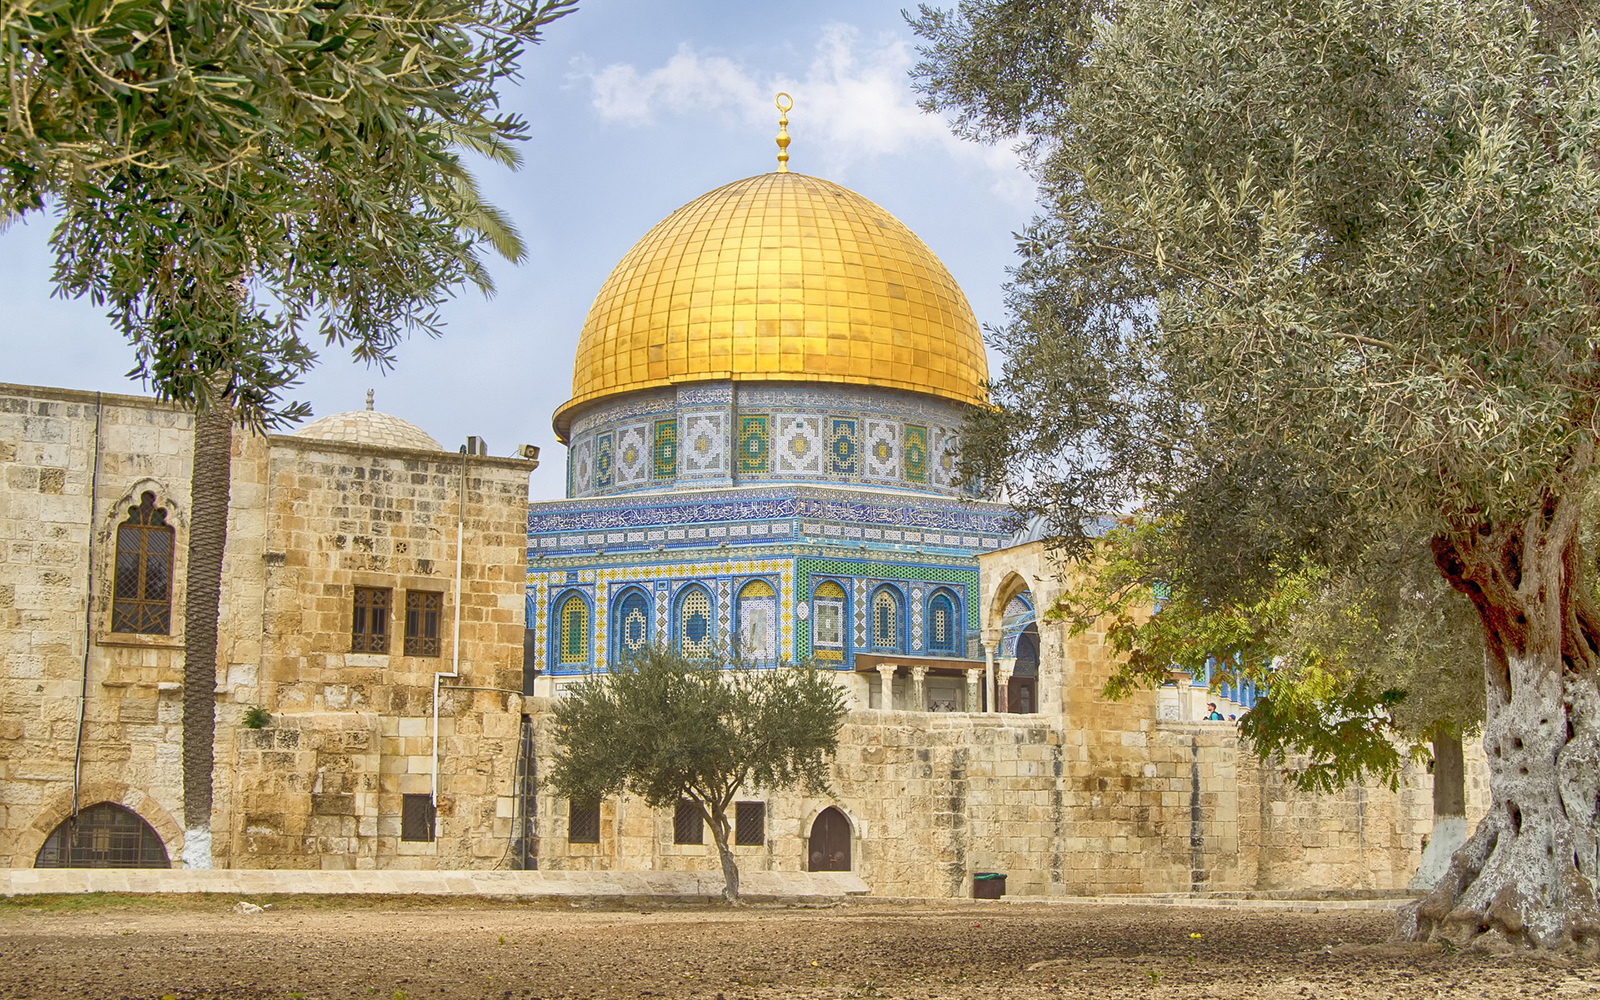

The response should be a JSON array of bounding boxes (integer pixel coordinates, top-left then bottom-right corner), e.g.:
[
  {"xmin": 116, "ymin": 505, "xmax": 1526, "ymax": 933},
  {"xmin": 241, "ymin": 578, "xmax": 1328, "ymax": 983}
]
[
  {"xmin": 72, "ymin": 393, "xmax": 105, "ymax": 819},
  {"xmin": 432, "ymin": 448, "xmax": 467, "ymax": 822}
]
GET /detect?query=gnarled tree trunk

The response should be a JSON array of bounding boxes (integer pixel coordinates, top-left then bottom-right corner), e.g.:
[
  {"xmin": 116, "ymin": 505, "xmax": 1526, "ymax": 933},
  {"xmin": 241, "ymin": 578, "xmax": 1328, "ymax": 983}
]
[
  {"xmin": 706, "ymin": 805, "xmax": 741, "ymax": 904},
  {"xmin": 182, "ymin": 398, "xmax": 232, "ymax": 869},
  {"xmin": 1399, "ymin": 483, "xmax": 1600, "ymax": 953}
]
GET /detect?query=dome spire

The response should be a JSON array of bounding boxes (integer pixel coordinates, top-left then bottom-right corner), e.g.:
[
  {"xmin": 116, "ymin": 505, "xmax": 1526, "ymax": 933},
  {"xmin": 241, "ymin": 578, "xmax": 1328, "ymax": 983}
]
[{"xmin": 774, "ymin": 92, "xmax": 792, "ymax": 173}]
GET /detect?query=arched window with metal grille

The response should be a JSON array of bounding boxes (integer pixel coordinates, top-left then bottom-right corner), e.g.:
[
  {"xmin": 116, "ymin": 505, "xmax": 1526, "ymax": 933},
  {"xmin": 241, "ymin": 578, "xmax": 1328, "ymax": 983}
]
[
  {"xmin": 736, "ymin": 579, "xmax": 777, "ymax": 662},
  {"xmin": 927, "ymin": 589, "xmax": 960, "ymax": 656},
  {"xmin": 871, "ymin": 586, "xmax": 902, "ymax": 651},
  {"xmin": 111, "ymin": 492, "xmax": 174, "ymax": 634},
  {"xmin": 811, "ymin": 580, "xmax": 847, "ymax": 663},
  {"xmin": 35, "ymin": 803, "xmax": 170, "ymax": 868},
  {"xmin": 612, "ymin": 588, "xmax": 652, "ymax": 662},
  {"xmin": 554, "ymin": 592, "xmax": 591, "ymax": 668},
  {"xmin": 676, "ymin": 584, "xmax": 715, "ymax": 659}
]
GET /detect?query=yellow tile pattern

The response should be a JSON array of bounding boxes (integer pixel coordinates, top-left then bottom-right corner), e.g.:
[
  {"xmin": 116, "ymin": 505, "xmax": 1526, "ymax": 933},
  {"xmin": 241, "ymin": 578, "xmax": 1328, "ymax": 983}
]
[{"xmin": 555, "ymin": 172, "xmax": 987, "ymax": 436}]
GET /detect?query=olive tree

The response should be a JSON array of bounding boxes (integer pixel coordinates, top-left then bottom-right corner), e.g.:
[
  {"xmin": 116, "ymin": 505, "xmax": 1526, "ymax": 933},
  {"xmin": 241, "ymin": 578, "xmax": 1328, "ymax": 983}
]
[
  {"xmin": 2, "ymin": 0, "xmax": 575, "ymax": 863},
  {"xmin": 913, "ymin": 0, "xmax": 1600, "ymax": 951},
  {"xmin": 549, "ymin": 647, "xmax": 847, "ymax": 902}
]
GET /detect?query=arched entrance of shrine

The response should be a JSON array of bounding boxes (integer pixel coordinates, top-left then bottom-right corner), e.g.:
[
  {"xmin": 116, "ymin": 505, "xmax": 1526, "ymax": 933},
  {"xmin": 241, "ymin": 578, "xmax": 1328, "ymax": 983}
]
[{"xmin": 807, "ymin": 807, "xmax": 852, "ymax": 871}]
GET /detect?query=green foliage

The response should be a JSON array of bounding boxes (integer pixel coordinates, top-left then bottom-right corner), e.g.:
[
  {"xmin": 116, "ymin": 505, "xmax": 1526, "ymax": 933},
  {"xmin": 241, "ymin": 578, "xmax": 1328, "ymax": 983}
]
[
  {"xmin": 1057, "ymin": 517, "xmax": 1483, "ymax": 791},
  {"xmin": 549, "ymin": 647, "xmax": 847, "ymax": 814},
  {"xmin": 1, "ymin": 0, "xmax": 576, "ymax": 425},
  {"xmin": 241, "ymin": 705, "xmax": 270, "ymax": 729},
  {"xmin": 914, "ymin": 0, "xmax": 1600, "ymax": 566},
  {"xmin": 912, "ymin": 0, "xmax": 1595, "ymax": 787}
]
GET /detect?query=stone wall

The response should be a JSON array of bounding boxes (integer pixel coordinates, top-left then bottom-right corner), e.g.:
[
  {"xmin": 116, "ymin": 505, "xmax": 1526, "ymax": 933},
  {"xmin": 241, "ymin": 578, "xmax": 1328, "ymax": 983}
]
[{"xmin": 0, "ymin": 384, "xmax": 535, "ymax": 870}]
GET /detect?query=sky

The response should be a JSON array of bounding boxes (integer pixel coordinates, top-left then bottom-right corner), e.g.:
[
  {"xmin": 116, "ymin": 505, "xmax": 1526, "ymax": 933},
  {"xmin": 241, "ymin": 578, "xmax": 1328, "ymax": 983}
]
[{"xmin": 2, "ymin": 2, "xmax": 1037, "ymax": 503}]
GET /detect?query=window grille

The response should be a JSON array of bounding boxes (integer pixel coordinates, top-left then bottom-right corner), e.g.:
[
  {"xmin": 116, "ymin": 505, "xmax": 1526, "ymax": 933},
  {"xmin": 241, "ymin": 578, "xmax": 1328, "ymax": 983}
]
[
  {"xmin": 736, "ymin": 579, "xmax": 776, "ymax": 660},
  {"xmin": 614, "ymin": 590, "xmax": 651, "ymax": 659},
  {"xmin": 929, "ymin": 592, "xmax": 957, "ymax": 655},
  {"xmin": 557, "ymin": 593, "xmax": 589, "ymax": 665},
  {"xmin": 735, "ymin": 801, "xmax": 765, "ymax": 846},
  {"xmin": 812, "ymin": 581, "xmax": 846, "ymax": 662},
  {"xmin": 401, "ymin": 793, "xmax": 435, "ymax": 842},
  {"xmin": 352, "ymin": 586, "xmax": 391, "ymax": 653},
  {"xmin": 673, "ymin": 799, "xmax": 703, "ymax": 845},
  {"xmin": 568, "ymin": 799, "xmax": 600, "ymax": 844},
  {"xmin": 404, "ymin": 590, "xmax": 442, "ymax": 656},
  {"xmin": 677, "ymin": 586, "xmax": 713, "ymax": 659},
  {"xmin": 110, "ymin": 492, "xmax": 173, "ymax": 634},
  {"xmin": 872, "ymin": 588, "xmax": 900, "ymax": 649},
  {"xmin": 35, "ymin": 803, "xmax": 170, "ymax": 868}
]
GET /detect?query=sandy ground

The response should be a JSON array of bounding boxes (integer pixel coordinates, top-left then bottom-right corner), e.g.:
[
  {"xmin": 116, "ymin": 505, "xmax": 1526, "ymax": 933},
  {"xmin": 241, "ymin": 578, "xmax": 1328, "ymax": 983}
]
[{"xmin": 0, "ymin": 896, "xmax": 1594, "ymax": 1000}]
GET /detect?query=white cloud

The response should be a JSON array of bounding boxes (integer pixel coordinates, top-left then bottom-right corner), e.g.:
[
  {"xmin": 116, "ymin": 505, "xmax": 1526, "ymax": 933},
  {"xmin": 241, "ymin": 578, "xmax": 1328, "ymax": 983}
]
[{"xmin": 579, "ymin": 25, "xmax": 1034, "ymax": 205}]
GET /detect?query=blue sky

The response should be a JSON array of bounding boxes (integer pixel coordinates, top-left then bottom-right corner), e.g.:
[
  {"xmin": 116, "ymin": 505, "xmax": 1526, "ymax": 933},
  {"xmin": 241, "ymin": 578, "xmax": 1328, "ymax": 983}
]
[{"xmin": 2, "ymin": 2, "xmax": 1035, "ymax": 502}]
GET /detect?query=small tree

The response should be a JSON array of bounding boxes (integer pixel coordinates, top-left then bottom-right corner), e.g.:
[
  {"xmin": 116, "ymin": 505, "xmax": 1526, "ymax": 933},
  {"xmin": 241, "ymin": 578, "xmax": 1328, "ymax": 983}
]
[{"xmin": 549, "ymin": 647, "xmax": 848, "ymax": 902}]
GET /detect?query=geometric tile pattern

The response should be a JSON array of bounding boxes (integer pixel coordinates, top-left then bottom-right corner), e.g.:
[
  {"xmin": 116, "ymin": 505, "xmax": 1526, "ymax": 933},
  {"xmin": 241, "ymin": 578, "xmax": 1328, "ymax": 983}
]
[
  {"xmin": 931, "ymin": 425, "xmax": 958, "ymax": 488},
  {"xmin": 828, "ymin": 417, "xmax": 859, "ymax": 477},
  {"xmin": 871, "ymin": 586, "xmax": 900, "ymax": 649},
  {"xmin": 683, "ymin": 412, "xmax": 728, "ymax": 475},
  {"xmin": 911, "ymin": 585, "xmax": 925, "ymax": 650},
  {"xmin": 570, "ymin": 438, "xmax": 593, "ymax": 497},
  {"xmin": 717, "ymin": 578, "xmax": 732, "ymax": 643},
  {"xmin": 863, "ymin": 419, "xmax": 899, "ymax": 480},
  {"xmin": 852, "ymin": 577, "xmax": 867, "ymax": 649},
  {"xmin": 616, "ymin": 423, "xmax": 648, "ymax": 486},
  {"xmin": 904, "ymin": 424, "xmax": 928, "ymax": 484},
  {"xmin": 776, "ymin": 415, "xmax": 823, "ymax": 475},
  {"xmin": 737, "ymin": 415, "xmax": 769, "ymax": 475},
  {"xmin": 653, "ymin": 419, "xmax": 677, "ymax": 479},
  {"xmin": 594, "ymin": 431, "xmax": 614, "ymax": 490}
]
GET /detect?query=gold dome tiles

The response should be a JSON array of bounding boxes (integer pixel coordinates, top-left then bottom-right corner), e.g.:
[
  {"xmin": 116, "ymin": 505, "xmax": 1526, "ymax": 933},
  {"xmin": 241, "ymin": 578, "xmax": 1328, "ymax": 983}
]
[{"xmin": 556, "ymin": 172, "xmax": 986, "ymax": 438}]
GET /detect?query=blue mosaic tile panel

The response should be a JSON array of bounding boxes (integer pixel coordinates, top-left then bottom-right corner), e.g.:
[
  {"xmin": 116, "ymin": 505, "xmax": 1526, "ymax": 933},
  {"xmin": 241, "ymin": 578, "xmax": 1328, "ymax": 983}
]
[
  {"xmin": 737, "ymin": 415, "xmax": 770, "ymax": 475},
  {"xmin": 828, "ymin": 417, "xmax": 859, "ymax": 477},
  {"xmin": 653, "ymin": 419, "xmax": 677, "ymax": 479},
  {"xmin": 594, "ymin": 432, "xmax": 614, "ymax": 491},
  {"xmin": 904, "ymin": 425, "xmax": 928, "ymax": 484}
]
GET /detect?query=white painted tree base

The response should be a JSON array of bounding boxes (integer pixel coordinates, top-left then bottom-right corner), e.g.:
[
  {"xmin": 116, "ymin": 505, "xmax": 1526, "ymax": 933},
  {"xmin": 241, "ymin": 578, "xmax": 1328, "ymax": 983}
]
[
  {"xmin": 1407, "ymin": 815, "xmax": 1467, "ymax": 892},
  {"xmin": 181, "ymin": 827, "xmax": 212, "ymax": 870}
]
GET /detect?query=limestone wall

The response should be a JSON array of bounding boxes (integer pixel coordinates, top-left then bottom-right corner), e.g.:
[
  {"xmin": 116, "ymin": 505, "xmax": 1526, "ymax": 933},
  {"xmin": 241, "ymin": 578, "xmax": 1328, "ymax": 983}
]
[{"xmin": 0, "ymin": 384, "xmax": 534, "ymax": 870}]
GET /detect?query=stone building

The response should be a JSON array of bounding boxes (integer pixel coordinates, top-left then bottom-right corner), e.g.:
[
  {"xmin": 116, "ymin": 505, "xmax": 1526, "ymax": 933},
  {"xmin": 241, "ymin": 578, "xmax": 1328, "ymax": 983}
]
[
  {"xmin": 0, "ymin": 383, "xmax": 536, "ymax": 870},
  {"xmin": 0, "ymin": 129, "xmax": 1486, "ymax": 892}
]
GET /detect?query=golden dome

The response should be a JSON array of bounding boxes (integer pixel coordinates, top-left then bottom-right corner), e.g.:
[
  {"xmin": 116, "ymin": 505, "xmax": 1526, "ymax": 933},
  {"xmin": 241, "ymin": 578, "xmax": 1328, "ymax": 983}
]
[{"xmin": 554, "ymin": 171, "xmax": 986, "ymax": 438}]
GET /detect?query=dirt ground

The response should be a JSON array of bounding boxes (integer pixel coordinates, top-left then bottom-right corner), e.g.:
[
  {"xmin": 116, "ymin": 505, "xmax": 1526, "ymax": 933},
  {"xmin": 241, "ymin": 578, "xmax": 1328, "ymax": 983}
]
[{"xmin": 0, "ymin": 896, "xmax": 1595, "ymax": 1000}]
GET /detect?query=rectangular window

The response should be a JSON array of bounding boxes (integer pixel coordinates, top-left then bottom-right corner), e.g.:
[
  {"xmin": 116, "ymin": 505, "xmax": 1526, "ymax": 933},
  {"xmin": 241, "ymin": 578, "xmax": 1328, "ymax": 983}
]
[
  {"xmin": 673, "ymin": 799, "xmax": 703, "ymax": 845},
  {"xmin": 403, "ymin": 590, "xmax": 442, "ymax": 657},
  {"xmin": 735, "ymin": 801, "xmax": 765, "ymax": 847},
  {"xmin": 352, "ymin": 586, "xmax": 391, "ymax": 654},
  {"xmin": 400, "ymin": 793, "xmax": 434, "ymax": 842},
  {"xmin": 568, "ymin": 799, "xmax": 600, "ymax": 844}
]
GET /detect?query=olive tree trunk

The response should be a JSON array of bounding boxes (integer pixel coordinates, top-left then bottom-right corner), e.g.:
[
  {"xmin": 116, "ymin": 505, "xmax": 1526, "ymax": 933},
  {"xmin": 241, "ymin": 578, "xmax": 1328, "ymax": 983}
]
[
  {"xmin": 704, "ymin": 802, "xmax": 740, "ymax": 904},
  {"xmin": 181, "ymin": 398, "xmax": 232, "ymax": 868},
  {"xmin": 1399, "ymin": 487, "xmax": 1600, "ymax": 952},
  {"xmin": 1409, "ymin": 729, "xmax": 1469, "ymax": 892}
]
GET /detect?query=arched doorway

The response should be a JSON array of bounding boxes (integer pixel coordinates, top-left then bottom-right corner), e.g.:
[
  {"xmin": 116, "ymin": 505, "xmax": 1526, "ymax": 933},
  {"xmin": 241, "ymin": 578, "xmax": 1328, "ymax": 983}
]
[
  {"xmin": 35, "ymin": 803, "xmax": 171, "ymax": 868},
  {"xmin": 1009, "ymin": 621, "xmax": 1039, "ymax": 714},
  {"xmin": 808, "ymin": 807, "xmax": 852, "ymax": 871}
]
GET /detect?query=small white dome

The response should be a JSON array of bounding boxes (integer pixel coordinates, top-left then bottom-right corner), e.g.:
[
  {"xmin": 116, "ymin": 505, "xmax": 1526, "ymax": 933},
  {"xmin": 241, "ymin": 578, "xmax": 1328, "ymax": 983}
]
[{"xmin": 293, "ymin": 400, "xmax": 442, "ymax": 452}]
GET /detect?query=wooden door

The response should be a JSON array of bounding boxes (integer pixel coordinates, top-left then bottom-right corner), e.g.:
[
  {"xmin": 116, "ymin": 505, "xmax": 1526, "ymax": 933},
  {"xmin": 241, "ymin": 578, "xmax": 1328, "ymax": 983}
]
[{"xmin": 808, "ymin": 807, "xmax": 852, "ymax": 871}]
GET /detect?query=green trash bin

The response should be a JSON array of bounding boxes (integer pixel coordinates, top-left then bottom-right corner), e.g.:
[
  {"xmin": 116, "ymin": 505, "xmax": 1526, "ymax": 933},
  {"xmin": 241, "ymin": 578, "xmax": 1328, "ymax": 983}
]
[{"xmin": 973, "ymin": 872, "xmax": 1006, "ymax": 899}]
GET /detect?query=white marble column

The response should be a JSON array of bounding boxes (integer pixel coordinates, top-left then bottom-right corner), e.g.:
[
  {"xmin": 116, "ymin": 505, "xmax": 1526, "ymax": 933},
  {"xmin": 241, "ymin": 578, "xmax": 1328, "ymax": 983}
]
[
  {"xmin": 876, "ymin": 663, "xmax": 897, "ymax": 711},
  {"xmin": 965, "ymin": 668, "xmax": 983, "ymax": 713},
  {"xmin": 909, "ymin": 666, "xmax": 928, "ymax": 713}
]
